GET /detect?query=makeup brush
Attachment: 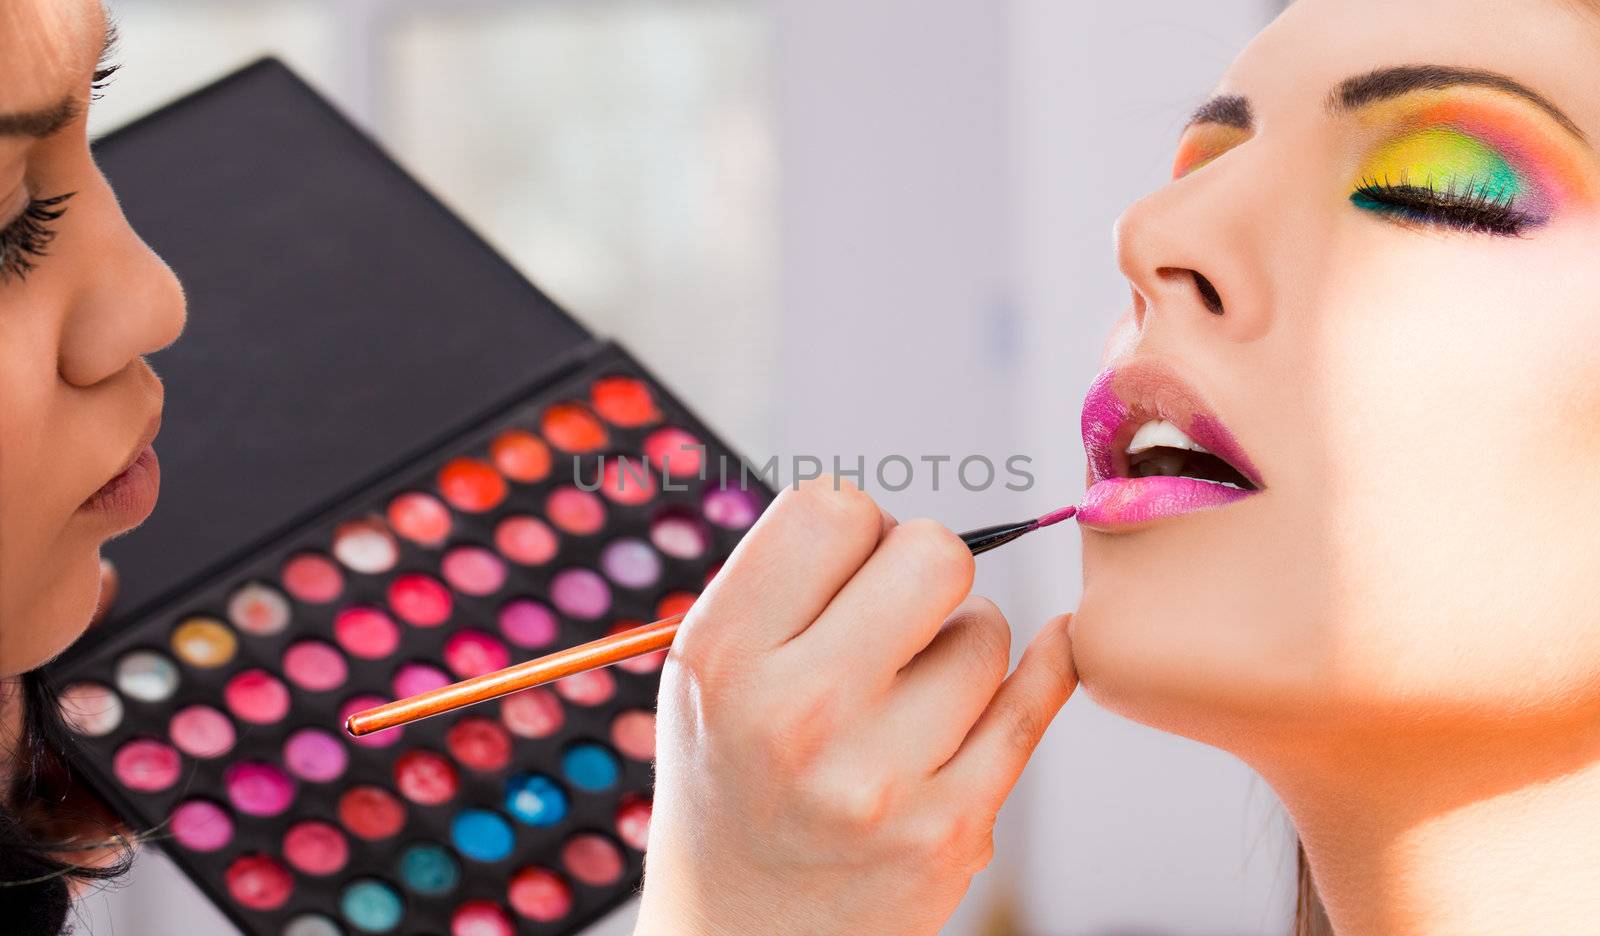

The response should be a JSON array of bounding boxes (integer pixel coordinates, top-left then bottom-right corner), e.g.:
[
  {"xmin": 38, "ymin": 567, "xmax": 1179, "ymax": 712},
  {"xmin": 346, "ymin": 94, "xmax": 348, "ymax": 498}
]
[{"xmin": 345, "ymin": 505, "xmax": 1078, "ymax": 737}]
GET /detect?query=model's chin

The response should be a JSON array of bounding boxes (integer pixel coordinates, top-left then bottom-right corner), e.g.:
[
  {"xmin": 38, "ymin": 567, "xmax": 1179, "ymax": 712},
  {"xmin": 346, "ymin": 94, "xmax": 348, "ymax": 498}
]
[{"xmin": 1, "ymin": 548, "xmax": 102, "ymax": 677}]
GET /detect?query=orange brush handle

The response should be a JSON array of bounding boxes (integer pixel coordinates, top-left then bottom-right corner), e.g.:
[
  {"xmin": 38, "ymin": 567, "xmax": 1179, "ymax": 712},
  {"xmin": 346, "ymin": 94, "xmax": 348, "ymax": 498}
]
[{"xmin": 344, "ymin": 612, "xmax": 685, "ymax": 737}]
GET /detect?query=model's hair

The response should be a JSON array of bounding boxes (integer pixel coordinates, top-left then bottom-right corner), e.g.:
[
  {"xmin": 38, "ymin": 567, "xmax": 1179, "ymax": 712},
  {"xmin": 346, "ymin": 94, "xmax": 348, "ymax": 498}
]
[{"xmin": 0, "ymin": 671, "xmax": 133, "ymax": 936}]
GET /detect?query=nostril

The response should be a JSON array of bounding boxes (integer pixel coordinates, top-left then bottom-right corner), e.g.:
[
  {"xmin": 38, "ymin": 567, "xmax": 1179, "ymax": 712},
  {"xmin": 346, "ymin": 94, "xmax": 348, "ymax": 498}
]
[{"xmin": 1192, "ymin": 271, "xmax": 1224, "ymax": 315}]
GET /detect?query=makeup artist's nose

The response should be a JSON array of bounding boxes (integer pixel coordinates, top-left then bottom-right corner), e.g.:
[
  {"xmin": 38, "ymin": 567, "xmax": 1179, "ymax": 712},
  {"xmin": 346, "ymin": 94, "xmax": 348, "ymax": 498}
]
[
  {"xmin": 58, "ymin": 204, "xmax": 187, "ymax": 388},
  {"xmin": 1112, "ymin": 171, "xmax": 1270, "ymax": 343}
]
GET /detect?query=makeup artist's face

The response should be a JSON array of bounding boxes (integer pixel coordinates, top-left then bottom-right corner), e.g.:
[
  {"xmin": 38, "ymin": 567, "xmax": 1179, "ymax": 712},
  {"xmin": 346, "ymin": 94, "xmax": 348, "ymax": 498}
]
[
  {"xmin": 0, "ymin": 1, "xmax": 185, "ymax": 676},
  {"xmin": 1072, "ymin": 0, "xmax": 1600, "ymax": 756}
]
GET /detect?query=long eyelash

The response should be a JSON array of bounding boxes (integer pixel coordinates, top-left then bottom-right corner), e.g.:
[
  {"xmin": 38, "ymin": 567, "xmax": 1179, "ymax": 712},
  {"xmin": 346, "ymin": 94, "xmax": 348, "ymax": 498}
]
[
  {"xmin": 0, "ymin": 193, "xmax": 77, "ymax": 283},
  {"xmin": 1350, "ymin": 174, "xmax": 1536, "ymax": 236},
  {"xmin": 92, "ymin": 23, "xmax": 122, "ymax": 101},
  {"xmin": 91, "ymin": 64, "xmax": 121, "ymax": 101}
]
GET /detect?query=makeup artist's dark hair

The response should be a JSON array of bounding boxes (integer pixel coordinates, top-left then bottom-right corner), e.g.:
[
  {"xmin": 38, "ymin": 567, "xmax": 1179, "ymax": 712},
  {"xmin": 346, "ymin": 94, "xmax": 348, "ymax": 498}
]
[
  {"xmin": 0, "ymin": 671, "xmax": 133, "ymax": 936},
  {"xmin": 1293, "ymin": 841, "xmax": 1333, "ymax": 936}
]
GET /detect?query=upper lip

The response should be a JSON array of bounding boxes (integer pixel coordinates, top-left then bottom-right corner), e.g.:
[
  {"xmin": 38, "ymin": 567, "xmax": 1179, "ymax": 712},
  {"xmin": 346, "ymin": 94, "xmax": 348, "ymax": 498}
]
[
  {"xmin": 112, "ymin": 411, "xmax": 162, "ymax": 480},
  {"xmin": 1081, "ymin": 357, "xmax": 1265, "ymax": 489}
]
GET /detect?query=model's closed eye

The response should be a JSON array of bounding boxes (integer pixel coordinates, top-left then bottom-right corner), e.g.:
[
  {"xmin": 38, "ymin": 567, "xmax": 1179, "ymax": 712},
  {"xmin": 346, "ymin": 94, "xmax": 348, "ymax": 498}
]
[{"xmin": 1176, "ymin": 64, "xmax": 1600, "ymax": 237}]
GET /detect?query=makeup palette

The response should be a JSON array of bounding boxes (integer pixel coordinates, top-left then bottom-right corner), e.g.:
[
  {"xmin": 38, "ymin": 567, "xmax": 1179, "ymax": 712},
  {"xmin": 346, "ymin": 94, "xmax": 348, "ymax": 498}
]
[{"xmin": 47, "ymin": 60, "xmax": 770, "ymax": 936}]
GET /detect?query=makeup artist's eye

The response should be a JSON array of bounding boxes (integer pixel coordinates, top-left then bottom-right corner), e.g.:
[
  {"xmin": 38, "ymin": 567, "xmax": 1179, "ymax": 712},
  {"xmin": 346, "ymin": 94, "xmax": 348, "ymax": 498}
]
[
  {"xmin": 0, "ymin": 193, "xmax": 76, "ymax": 283},
  {"xmin": 1349, "ymin": 127, "xmax": 1543, "ymax": 236},
  {"xmin": 1172, "ymin": 124, "xmax": 1250, "ymax": 180}
]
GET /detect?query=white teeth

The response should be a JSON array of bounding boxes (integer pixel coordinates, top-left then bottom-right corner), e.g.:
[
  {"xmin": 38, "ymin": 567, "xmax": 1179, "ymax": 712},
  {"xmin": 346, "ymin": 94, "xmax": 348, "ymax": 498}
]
[{"xmin": 1125, "ymin": 419, "xmax": 1212, "ymax": 456}]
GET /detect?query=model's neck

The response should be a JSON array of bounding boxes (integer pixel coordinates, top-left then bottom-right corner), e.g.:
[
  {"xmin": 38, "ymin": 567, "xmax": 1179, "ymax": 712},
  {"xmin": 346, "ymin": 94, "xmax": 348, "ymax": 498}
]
[{"xmin": 1265, "ymin": 722, "xmax": 1600, "ymax": 935}]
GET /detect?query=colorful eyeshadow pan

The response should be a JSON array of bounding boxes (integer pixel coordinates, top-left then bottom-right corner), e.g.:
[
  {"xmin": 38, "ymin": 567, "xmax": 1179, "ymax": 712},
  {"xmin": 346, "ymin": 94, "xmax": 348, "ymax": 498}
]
[
  {"xmin": 58, "ymin": 682, "xmax": 123, "ymax": 737},
  {"xmin": 332, "ymin": 519, "xmax": 400, "ymax": 574},
  {"xmin": 340, "ymin": 879, "xmax": 404, "ymax": 933},
  {"xmin": 284, "ymin": 728, "xmax": 349, "ymax": 783},
  {"xmin": 171, "ymin": 617, "xmax": 238, "ymax": 668},
  {"xmin": 508, "ymin": 866, "xmax": 573, "ymax": 922},
  {"xmin": 443, "ymin": 630, "xmax": 510, "ymax": 679},
  {"xmin": 447, "ymin": 718, "xmax": 513, "ymax": 772},
  {"xmin": 550, "ymin": 568, "xmax": 611, "ymax": 619},
  {"xmin": 501, "ymin": 688, "xmax": 565, "ymax": 739},
  {"xmin": 387, "ymin": 492, "xmax": 452, "ymax": 546},
  {"xmin": 398, "ymin": 842, "xmax": 460, "ymax": 895},
  {"xmin": 281, "ymin": 553, "xmax": 344, "ymax": 604},
  {"xmin": 334, "ymin": 606, "xmax": 401, "ymax": 659},
  {"xmin": 505, "ymin": 773, "xmax": 569, "ymax": 827},
  {"xmin": 611, "ymin": 710, "xmax": 656, "ymax": 762},
  {"xmin": 703, "ymin": 486, "xmax": 760, "ymax": 529},
  {"xmin": 392, "ymin": 661, "xmax": 450, "ymax": 699},
  {"xmin": 441, "ymin": 545, "xmax": 507, "ymax": 596},
  {"xmin": 282, "ymin": 639, "xmax": 348, "ymax": 692},
  {"xmin": 114, "ymin": 737, "xmax": 182, "ymax": 792},
  {"xmin": 590, "ymin": 375, "xmax": 660, "ymax": 427},
  {"xmin": 494, "ymin": 515, "xmax": 559, "ymax": 566},
  {"xmin": 339, "ymin": 785, "xmax": 407, "ymax": 840},
  {"xmin": 228, "ymin": 582, "xmax": 293, "ymax": 635},
  {"xmin": 452, "ymin": 808, "xmax": 514, "ymax": 862},
  {"xmin": 600, "ymin": 538, "xmax": 662, "ymax": 588},
  {"xmin": 283, "ymin": 820, "xmax": 349, "ymax": 876},
  {"xmin": 394, "ymin": 749, "xmax": 460, "ymax": 804},
  {"xmin": 650, "ymin": 510, "xmax": 708, "ymax": 559},
  {"xmin": 115, "ymin": 650, "xmax": 179, "ymax": 702},
  {"xmin": 438, "ymin": 458, "xmax": 507, "ymax": 513},
  {"xmin": 171, "ymin": 798, "xmax": 234, "ymax": 852},
  {"xmin": 541, "ymin": 402, "xmax": 608, "ymax": 452},
  {"xmin": 224, "ymin": 669, "xmax": 291, "ymax": 724},
  {"xmin": 616, "ymin": 796, "xmax": 652, "ymax": 851},
  {"xmin": 599, "ymin": 456, "xmax": 656, "ymax": 506},
  {"xmin": 170, "ymin": 705, "xmax": 236, "ymax": 758},
  {"xmin": 387, "ymin": 573, "xmax": 452, "ymax": 626},
  {"xmin": 284, "ymin": 915, "xmax": 342, "ymax": 936},
  {"xmin": 499, "ymin": 598, "xmax": 558, "ymax": 649},
  {"xmin": 545, "ymin": 487, "xmax": 605, "ymax": 535},
  {"xmin": 561, "ymin": 833, "xmax": 624, "ymax": 886},
  {"xmin": 225, "ymin": 761, "xmax": 296, "ymax": 816},
  {"xmin": 490, "ymin": 429, "xmax": 552, "ymax": 483},
  {"xmin": 562, "ymin": 743, "xmax": 620, "ymax": 791},
  {"xmin": 644, "ymin": 427, "xmax": 703, "ymax": 478},
  {"xmin": 49, "ymin": 350, "xmax": 770, "ymax": 936},
  {"xmin": 452, "ymin": 900, "xmax": 515, "ymax": 936},
  {"xmin": 226, "ymin": 854, "xmax": 294, "ymax": 911},
  {"xmin": 555, "ymin": 668, "xmax": 615, "ymax": 707}
]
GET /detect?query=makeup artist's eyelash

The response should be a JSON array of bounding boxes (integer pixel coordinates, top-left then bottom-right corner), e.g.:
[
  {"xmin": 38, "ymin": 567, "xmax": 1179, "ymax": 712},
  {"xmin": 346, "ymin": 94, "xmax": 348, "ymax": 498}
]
[
  {"xmin": 92, "ymin": 63, "xmax": 122, "ymax": 101},
  {"xmin": 0, "ymin": 193, "xmax": 76, "ymax": 283},
  {"xmin": 1350, "ymin": 176, "xmax": 1536, "ymax": 236}
]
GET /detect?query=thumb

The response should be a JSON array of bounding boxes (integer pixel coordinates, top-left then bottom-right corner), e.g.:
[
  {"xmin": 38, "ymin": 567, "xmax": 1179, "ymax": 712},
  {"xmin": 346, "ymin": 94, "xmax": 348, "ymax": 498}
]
[{"xmin": 938, "ymin": 612, "xmax": 1077, "ymax": 800}]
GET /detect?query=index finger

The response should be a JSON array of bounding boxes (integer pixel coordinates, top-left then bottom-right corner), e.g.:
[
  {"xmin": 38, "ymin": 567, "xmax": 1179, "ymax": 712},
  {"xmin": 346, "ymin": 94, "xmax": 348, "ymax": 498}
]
[{"xmin": 675, "ymin": 476, "xmax": 894, "ymax": 664}]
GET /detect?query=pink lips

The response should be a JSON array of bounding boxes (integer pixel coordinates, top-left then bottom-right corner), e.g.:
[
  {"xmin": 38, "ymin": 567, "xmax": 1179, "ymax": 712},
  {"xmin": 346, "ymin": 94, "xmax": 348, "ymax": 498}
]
[{"xmin": 1078, "ymin": 362, "xmax": 1263, "ymax": 531}]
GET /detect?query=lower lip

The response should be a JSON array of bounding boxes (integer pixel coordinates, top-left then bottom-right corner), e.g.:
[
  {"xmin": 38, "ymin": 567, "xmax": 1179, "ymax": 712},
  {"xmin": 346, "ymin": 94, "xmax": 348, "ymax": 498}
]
[
  {"xmin": 81, "ymin": 446, "xmax": 161, "ymax": 526},
  {"xmin": 1077, "ymin": 476, "xmax": 1255, "ymax": 531}
]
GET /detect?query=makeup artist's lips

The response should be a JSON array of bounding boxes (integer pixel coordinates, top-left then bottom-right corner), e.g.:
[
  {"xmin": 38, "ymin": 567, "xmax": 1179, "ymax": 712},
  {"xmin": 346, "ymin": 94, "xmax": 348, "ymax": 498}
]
[
  {"xmin": 81, "ymin": 416, "xmax": 163, "ymax": 529},
  {"xmin": 1078, "ymin": 360, "xmax": 1263, "ymax": 532}
]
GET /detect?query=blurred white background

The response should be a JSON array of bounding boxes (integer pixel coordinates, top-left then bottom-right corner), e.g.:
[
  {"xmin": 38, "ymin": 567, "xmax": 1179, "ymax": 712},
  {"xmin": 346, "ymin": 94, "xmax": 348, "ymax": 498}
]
[{"xmin": 75, "ymin": 1, "xmax": 1296, "ymax": 934}]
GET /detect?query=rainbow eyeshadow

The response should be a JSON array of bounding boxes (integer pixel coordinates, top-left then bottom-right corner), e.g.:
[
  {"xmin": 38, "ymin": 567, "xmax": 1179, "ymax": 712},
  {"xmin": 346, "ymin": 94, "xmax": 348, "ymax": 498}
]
[
  {"xmin": 1347, "ymin": 87, "xmax": 1600, "ymax": 226},
  {"xmin": 1171, "ymin": 122, "xmax": 1251, "ymax": 180},
  {"xmin": 47, "ymin": 352, "xmax": 771, "ymax": 935}
]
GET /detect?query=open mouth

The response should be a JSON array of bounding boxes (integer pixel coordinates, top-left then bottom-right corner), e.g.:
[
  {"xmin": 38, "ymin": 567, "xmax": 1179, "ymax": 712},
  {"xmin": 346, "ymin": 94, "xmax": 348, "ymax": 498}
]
[
  {"xmin": 1120, "ymin": 419, "xmax": 1258, "ymax": 491},
  {"xmin": 1079, "ymin": 361, "xmax": 1263, "ymax": 530}
]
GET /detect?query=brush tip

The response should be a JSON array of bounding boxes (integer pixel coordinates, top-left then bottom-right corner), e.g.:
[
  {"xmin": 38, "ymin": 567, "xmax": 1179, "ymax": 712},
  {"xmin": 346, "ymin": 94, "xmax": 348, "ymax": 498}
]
[{"xmin": 1031, "ymin": 506, "xmax": 1078, "ymax": 529}]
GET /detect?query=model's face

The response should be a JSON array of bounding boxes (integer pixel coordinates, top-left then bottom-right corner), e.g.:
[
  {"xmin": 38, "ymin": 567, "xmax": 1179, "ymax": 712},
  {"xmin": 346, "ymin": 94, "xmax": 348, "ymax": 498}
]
[
  {"xmin": 0, "ymin": 0, "xmax": 185, "ymax": 676},
  {"xmin": 1072, "ymin": 0, "xmax": 1600, "ymax": 750}
]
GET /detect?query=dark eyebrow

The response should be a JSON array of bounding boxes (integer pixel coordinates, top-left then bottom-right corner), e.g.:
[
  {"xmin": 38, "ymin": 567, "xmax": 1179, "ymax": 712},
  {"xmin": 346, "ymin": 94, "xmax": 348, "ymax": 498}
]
[
  {"xmin": 0, "ymin": 20, "xmax": 117, "ymax": 139},
  {"xmin": 1184, "ymin": 65, "xmax": 1588, "ymax": 147}
]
